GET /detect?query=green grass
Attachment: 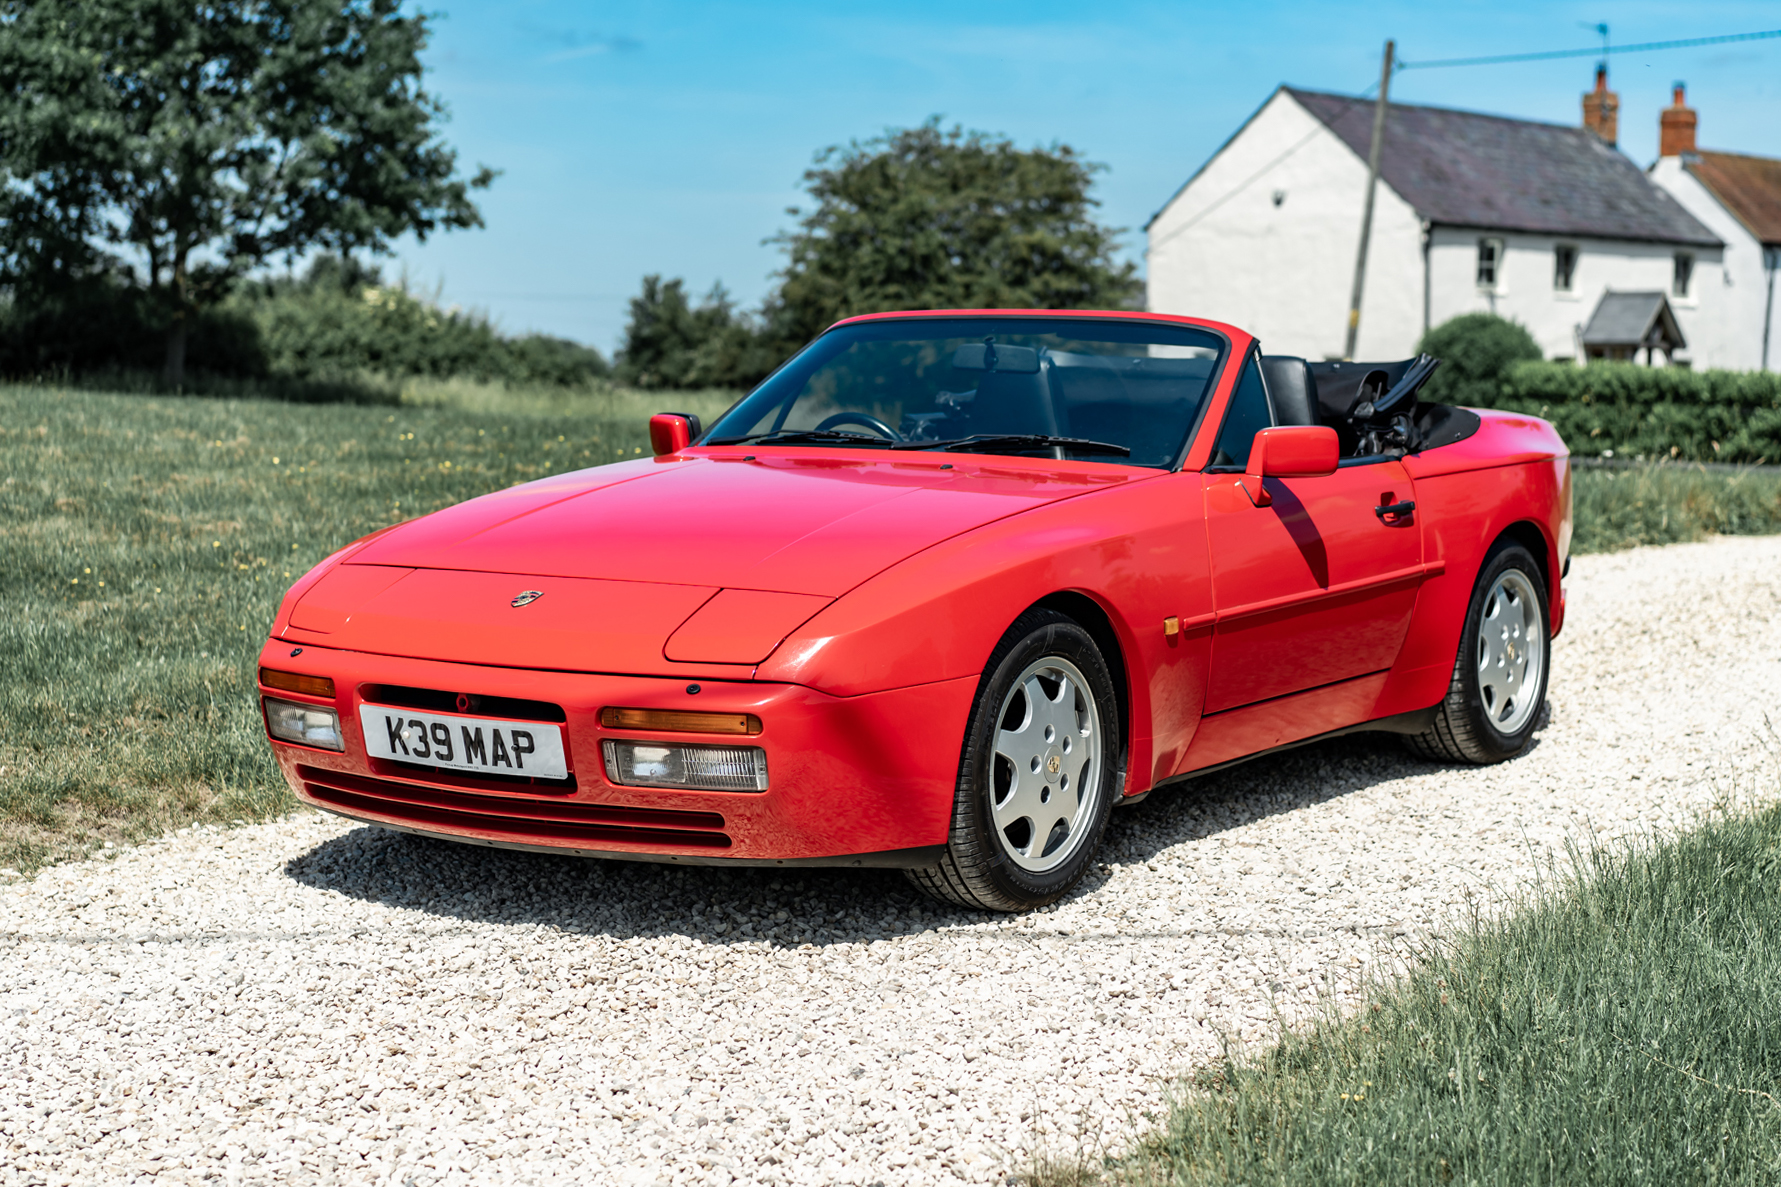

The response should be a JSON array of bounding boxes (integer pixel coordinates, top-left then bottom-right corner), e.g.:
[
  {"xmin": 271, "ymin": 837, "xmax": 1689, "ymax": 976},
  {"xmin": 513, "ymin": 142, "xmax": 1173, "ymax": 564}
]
[
  {"xmin": 0, "ymin": 381, "xmax": 733, "ymax": 874},
  {"xmin": 1079, "ymin": 799, "xmax": 1781, "ymax": 1186},
  {"xmin": 1572, "ymin": 463, "xmax": 1781, "ymax": 554},
  {"xmin": 0, "ymin": 382, "xmax": 1776, "ymax": 877}
]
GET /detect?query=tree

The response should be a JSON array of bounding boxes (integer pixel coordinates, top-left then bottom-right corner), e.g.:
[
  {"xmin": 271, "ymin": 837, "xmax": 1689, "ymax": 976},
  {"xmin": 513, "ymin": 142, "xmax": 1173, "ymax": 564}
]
[
  {"xmin": 615, "ymin": 275, "xmax": 774, "ymax": 390},
  {"xmin": 0, "ymin": 0, "xmax": 494, "ymax": 384},
  {"xmin": 763, "ymin": 119, "xmax": 1141, "ymax": 350},
  {"xmin": 1417, "ymin": 313, "xmax": 1543, "ymax": 406}
]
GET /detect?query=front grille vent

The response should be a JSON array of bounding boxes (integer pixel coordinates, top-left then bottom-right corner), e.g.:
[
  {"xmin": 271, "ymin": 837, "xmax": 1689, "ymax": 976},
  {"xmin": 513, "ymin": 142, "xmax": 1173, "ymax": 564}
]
[
  {"xmin": 369, "ymin": 757, "xmax": 578, "ymax": 794},
  {"xmin": 296, "ymin": 765, "xmax": 731, "ymax": 850}
]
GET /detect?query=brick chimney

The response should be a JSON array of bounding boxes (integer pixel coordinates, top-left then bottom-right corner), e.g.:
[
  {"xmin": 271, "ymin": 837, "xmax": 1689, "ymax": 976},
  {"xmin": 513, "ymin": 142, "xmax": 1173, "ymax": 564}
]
[
  {"xmin": 1660, "ymin": 82, "xmax": 1697, "ymax": 157},
  {"xmin": 1582, "ymin": 64, "xmax": 1619, "ymax": 146}
]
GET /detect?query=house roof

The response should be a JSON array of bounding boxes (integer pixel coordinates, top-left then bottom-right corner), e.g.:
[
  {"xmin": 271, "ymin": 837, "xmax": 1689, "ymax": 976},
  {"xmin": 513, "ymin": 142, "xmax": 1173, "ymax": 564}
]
[
  {"xmin": 1286, "ymin": 88, "xmax": 1721, "ymax": 247},
  {"xmin": 1581, "ymin": 291, "xmax": 1687, "ymax": 349},
  {"xmin": 1686, "ymin": 150, "xmax": 1781, "ymax": 246}
]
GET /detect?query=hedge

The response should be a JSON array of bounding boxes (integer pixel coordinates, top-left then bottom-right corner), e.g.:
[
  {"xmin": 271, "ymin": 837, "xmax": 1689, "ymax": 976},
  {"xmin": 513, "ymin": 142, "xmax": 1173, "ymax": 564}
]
[
  {"xmin": 0, "ymin": 261, "xmax": 609, "ymax": 392},
  {"xmin": 1477, "ymin": 360, "xmax": 1781, "ymax": 464}
]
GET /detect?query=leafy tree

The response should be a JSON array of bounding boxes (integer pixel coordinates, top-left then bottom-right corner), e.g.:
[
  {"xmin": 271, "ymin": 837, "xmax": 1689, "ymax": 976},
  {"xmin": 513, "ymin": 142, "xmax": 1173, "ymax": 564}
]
[
  {"xmin": 1417, "ymin": 313, "xmax": 1543, "ymax": 406},
  {"xmin": 0, "ymin": 0, "xmax": 495, "ymax": 384},
  {"xmin": 763, "ymin": 119, "xmax": 1141, "ymax": 349}
]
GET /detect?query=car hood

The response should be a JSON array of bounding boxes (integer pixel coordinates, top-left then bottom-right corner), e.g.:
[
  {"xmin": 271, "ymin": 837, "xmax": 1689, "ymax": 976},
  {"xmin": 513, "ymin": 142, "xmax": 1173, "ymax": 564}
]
[
  {"xmin": 346, "ymin": 451, "xmax": 1148, "ymax": 596},
  {"xmin": 281, "ymin": 452, "xmax": 1151, "ymax": 674}
]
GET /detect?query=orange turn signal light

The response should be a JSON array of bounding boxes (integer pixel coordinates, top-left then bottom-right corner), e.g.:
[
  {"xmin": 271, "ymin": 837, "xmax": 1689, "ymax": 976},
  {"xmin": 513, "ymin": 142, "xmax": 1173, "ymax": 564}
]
[
  {"xmin": 599, "ymin": 707, "xmax": 762, "ymax": 735},
  {"xmin": 259, "ymin": 668, "xmax": 336, "ymax": 699}
]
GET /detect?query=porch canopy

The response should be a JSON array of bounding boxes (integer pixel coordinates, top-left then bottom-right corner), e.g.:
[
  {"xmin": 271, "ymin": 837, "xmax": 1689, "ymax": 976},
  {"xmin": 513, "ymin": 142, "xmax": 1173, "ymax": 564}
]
[{"xmin": 1581, "ymin": 291, "xmax": 1687, "ymax": 364}]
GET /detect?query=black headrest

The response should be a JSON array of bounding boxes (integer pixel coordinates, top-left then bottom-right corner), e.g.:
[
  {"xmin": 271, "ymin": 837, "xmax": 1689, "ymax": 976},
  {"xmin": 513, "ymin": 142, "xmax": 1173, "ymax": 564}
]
[{"xmin": 1259, "ymin": 356, "xmax": 1319, "ymax": 427}]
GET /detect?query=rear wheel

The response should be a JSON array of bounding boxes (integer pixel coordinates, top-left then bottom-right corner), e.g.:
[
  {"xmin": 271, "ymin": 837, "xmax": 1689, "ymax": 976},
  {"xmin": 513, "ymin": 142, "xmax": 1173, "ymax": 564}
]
[
  {"xmin": 906, "ymin": 608, "xmax": 1119, "ymax": 912},
  {"xmin": 1406, "ymin": 541, "xmax": 1550, "ymax": 764}
]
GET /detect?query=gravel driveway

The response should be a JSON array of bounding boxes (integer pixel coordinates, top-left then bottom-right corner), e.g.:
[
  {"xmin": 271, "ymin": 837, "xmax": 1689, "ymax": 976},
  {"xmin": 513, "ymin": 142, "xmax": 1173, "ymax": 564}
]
[{"xmin": 5, "ymin": 534, "xmax": 1781, "ymax": 1187}]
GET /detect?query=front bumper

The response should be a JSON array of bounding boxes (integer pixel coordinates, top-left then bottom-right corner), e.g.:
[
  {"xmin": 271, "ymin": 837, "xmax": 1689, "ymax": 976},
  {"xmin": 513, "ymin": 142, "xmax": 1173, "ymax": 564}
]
[{"xmin": 258, "ymin": 641, "xmax": 974, "ymax": 864}]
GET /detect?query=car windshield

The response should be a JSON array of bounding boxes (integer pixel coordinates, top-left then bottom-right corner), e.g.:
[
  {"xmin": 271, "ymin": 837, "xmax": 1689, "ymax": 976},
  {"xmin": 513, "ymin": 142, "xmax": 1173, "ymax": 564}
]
[{"xmin": 703, "ymin": 316, "xmax": 1226, "ymax": 468}]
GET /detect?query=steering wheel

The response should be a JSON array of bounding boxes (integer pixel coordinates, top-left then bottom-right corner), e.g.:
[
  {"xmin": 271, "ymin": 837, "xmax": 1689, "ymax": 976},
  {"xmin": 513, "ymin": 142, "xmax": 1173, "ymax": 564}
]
[{"xmin": 815, "ymin": 411, "xmax": 902, "ymax": 441}]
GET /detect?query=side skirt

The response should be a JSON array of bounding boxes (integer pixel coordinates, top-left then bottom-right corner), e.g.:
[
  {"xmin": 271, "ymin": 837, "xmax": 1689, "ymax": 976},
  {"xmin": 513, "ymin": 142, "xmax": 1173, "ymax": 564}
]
[{"xmin": 1158, "ymin": 705, "xmax": 1439, "ymax": 787}]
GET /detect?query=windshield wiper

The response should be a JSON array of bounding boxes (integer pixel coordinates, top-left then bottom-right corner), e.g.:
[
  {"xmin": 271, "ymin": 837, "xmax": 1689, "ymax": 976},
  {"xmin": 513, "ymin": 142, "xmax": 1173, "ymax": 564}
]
[
  {"xmin": 703, "ymin": 429, "xmax": 894, "ymax": 447},
  {"xmin": 892, "ymin": 433, "xmax": 1130, "ymax": 457}
]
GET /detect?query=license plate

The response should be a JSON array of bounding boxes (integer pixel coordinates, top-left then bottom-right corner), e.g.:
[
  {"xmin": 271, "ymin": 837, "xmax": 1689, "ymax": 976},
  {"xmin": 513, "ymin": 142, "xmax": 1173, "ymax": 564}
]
[{"xmin": 358, "ymin": 705, "xmax": 569, "ymax": 780}]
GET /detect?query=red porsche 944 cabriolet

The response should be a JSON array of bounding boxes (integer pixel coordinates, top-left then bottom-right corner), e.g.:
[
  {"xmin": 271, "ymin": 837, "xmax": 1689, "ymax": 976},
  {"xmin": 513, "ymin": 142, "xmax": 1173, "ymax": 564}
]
[{"xmin": 258, "ymin": 311, "xmax": 1569, "ymax": 910}]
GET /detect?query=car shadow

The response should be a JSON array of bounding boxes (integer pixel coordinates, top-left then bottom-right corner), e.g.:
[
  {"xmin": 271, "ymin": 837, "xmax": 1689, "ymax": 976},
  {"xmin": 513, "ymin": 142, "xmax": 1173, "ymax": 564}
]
[{"xmin": 283, "ymin": 716, "xmax": 1548, "ymax": 947}]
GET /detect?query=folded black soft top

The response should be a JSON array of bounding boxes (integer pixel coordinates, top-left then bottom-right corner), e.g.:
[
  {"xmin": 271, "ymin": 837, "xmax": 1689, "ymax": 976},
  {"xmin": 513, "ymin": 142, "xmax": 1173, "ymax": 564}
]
[{"xmin": 1264, "ymin": 355, "xmax": 1481, "ymax": 456}]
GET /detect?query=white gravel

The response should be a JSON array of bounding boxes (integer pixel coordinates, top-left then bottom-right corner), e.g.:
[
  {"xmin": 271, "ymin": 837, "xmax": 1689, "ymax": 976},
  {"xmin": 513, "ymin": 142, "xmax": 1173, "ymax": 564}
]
[{"xmin": 5, "ymin": 534, "xmax": 1781, "ymax": 1187}]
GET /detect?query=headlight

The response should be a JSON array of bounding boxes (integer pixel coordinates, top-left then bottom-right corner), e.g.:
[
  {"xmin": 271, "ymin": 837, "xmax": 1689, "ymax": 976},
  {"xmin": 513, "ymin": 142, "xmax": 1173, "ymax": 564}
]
[
  {"xmin": 602, "ymin": 740, "xmax": 768, "ymax": 792},
  {"xmin": 264, "ymin": 697, "xmax": 345, "ymax": 751}
]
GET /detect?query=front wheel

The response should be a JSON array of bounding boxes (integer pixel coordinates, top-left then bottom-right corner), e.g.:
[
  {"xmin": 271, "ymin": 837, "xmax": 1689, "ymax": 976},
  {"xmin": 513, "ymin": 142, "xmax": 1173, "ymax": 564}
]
[
  {"xmin": 906, "ymin": 608, "xmax": 1120, "ymax": 912},
  {"xmin": 1406, "ymin": 541, "xmax": 1550, "ymax": 764}
]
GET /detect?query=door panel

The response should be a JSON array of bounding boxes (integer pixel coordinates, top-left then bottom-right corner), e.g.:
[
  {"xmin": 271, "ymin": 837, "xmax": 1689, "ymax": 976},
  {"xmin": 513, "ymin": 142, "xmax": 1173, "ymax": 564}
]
[{"xmin": 1201, "ymin": 462, "xmax": 1423, "ymax": 713}]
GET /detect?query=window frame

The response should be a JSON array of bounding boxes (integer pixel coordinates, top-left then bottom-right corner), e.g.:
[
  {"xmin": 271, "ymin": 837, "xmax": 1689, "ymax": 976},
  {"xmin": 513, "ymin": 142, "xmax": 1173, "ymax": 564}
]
[
  {"xmin": 1476, "ymin": 237, "xmax": 1505, "ymax": 291},
  {"xmin": 1201, "ymin": 346, "xmax": 1277, "ymax": 474},
  {"xmin": 1553, "ymin": 243, "xmax": 1578, "ymax": 292},
  {"xmin": 1673, "ymin": 252, "xmax": 1695, "ymax": 299}
]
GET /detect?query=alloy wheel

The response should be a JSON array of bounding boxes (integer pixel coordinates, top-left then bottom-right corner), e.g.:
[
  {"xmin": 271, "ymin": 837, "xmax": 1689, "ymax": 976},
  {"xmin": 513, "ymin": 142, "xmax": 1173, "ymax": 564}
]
[
  {"xmin": 1475, "ymin": 568, "xmax": 1544, "ymax": 735},
  {"xmin": 989, "ymin": 657, "xmax": 1103, "ymax": 873}
]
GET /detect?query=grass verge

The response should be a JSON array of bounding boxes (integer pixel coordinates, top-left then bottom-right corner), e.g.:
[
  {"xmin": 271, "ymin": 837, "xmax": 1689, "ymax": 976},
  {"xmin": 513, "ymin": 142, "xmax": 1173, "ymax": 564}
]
[
  {"xmin": 1572, "ymin": 463, "xmax": 1781, "ymax": 554},
  {"xmin": 0, "ymin": 382, "xmax": 729, "ymax": 875},
  {"xmin": 1051, "ymin": 799, "xmax": 1781, "ymax": 1185}
]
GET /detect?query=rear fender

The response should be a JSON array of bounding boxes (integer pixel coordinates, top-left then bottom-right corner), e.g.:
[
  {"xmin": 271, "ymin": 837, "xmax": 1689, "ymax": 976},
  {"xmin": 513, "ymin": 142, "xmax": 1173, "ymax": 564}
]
[{"xmin": 1377, "ymin": 457, "xmax": 1568, "ymax": 716}]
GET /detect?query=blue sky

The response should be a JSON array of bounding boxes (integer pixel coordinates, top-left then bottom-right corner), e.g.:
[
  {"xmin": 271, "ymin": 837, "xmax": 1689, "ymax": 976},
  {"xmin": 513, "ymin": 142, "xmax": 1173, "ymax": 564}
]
[{"xmin": 388, "ymin": 1, "xmax": 1781, "ymax": 355}]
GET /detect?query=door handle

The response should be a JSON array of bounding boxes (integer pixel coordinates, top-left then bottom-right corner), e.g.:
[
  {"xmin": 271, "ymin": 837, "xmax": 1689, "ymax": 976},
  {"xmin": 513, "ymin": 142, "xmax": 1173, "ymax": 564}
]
[{"xmin": 1374, "ymin": 499, "xmax": 1415, "ymax": 523}]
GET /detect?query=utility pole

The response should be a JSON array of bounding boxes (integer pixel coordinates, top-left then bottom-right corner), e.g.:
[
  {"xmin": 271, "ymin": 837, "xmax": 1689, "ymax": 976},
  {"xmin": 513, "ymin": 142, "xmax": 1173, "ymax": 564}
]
[{"xmin": 1343, "ymin": 39, "xmax": 1394, "ymax": 361}]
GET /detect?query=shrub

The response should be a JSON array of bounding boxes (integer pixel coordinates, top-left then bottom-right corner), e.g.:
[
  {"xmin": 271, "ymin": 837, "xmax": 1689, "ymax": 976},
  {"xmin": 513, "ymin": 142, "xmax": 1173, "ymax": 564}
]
[
  {"xmin": 1415, "ymin": 313, "xmax": 1542, "ymax": 406},
  {"xmin": 238, "ymin": 260, "xmax": 609, "ymax": 387}
]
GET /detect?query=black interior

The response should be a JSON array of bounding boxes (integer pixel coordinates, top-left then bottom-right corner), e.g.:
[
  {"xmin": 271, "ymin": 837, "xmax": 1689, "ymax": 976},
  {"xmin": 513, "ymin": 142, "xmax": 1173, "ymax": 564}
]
[{"xmin": 1260, "ymin": 354, "xmax": 1480, "ymax": 460}]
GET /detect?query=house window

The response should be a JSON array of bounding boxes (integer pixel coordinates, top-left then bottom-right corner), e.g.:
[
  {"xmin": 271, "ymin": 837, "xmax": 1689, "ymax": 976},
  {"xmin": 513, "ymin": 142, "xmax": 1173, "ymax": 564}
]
[
  {"xmin": 1554, "ymin": 244, "xmax": 1578, "ymax": 291},
  {"xmin": 1673, "ymin": 252, "xmax": 1694, "ymax": 298},
  {"xmin": 1477, "ymin": 238, "xmax": 1504, "ymax": 290}
]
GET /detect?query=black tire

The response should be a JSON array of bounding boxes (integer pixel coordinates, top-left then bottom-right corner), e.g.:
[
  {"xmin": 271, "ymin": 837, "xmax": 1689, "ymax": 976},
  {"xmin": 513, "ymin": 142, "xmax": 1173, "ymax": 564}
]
[
  {"xmin": 1405, "ymin": 540, "xmax": 1551, "ymax": 765},
  {"xmin": 905, "ymin": 608, "xmax": 1121, "ymax": 912}
]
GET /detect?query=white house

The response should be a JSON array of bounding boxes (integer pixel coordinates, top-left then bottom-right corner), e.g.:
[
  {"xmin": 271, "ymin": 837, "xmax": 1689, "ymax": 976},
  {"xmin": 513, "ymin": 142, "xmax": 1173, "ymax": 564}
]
[
  {"xmin": 1646, "ymin": 85, "xmax": 1781, "ymax": 371},
  {"xmin": 1146, "ymin": 76, "xmax": 1750, "ymax": 367}
]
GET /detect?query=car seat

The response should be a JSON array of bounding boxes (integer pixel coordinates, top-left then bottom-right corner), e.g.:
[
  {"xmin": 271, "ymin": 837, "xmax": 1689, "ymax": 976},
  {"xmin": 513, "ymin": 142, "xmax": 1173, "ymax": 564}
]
[{"xmin": 1259, "ymin": 356, "xmax": 1320, "ymax": 427}]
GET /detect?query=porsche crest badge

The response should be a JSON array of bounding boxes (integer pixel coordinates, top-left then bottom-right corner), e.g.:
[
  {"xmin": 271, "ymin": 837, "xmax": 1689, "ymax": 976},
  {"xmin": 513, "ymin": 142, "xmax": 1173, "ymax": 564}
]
[{"xmin": 510, "ymin": 590, "xmax": 544, "ymax": 608}]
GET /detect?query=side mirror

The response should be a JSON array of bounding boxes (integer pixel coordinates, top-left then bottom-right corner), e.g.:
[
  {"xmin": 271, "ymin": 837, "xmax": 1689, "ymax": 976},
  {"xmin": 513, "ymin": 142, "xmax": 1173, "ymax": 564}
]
[
  {"xmin": 648, "ymin": 413, "xmax": 700, "ymax": 457},
  {"xmin": 1240, "ymin": 425, "xmax": 1339, "ymax": 506}
]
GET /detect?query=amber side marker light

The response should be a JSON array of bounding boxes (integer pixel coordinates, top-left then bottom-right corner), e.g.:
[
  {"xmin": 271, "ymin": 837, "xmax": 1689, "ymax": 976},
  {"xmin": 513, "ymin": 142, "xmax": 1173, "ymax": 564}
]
[
  {"xmin": 259, "ymin": 668, "xmax": 336, "ymax": 698},
  {"xmin": 599, "ymin": 707, "xmax": 762, "ymax": 735}
]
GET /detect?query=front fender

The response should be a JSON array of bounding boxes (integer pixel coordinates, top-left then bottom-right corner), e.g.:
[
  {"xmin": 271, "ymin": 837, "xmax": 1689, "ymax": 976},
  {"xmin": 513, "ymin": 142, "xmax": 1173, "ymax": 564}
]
[{"xmin": 758, "ymin": 474, "xmax": 1217, "ymax": 793}]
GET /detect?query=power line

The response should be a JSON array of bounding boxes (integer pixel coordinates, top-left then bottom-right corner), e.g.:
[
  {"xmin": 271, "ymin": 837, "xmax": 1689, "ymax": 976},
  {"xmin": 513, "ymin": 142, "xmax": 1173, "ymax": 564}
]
[
  {"xmin": 1399, "ymin": 27, "xmax": 1781, "ymax": 70},
  {"xmin": 462, "ymin": 292, "xmax": 631, "ymax": 300}
]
